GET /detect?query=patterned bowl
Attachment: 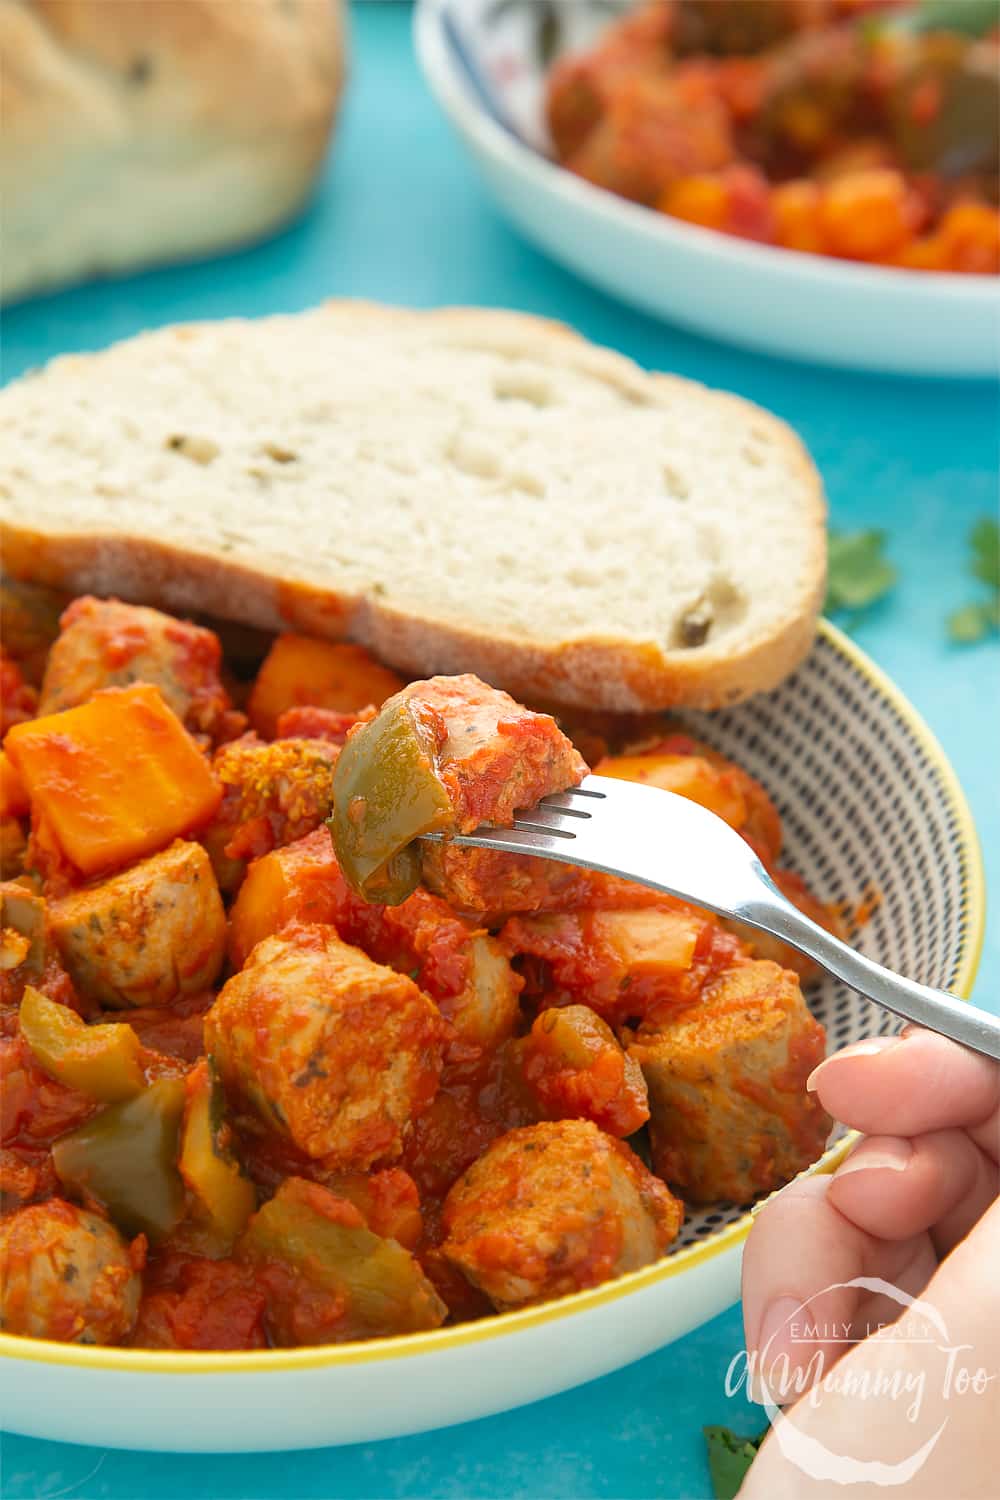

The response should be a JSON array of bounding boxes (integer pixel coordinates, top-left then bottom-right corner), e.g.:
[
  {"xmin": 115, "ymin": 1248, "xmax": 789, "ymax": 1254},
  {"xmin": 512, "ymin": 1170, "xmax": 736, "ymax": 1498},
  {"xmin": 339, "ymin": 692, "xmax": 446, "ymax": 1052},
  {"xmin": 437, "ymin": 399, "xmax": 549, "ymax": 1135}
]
[
  {"xmin": 414, "ymin": 0, "xmax": 1000, "ymax": 376},
  {"xmin": 0, "ymin": 622, "xmax": 984, "ymax": 1452}
]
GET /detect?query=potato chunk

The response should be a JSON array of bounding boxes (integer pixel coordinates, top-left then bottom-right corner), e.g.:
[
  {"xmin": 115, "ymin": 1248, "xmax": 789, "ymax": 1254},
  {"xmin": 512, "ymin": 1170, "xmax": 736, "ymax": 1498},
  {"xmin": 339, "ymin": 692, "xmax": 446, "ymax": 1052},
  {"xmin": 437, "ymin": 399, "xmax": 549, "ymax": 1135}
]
[
  {"xmin": 511, "ymin": 1005, "xmax": 649, "ymax": 1137},
  {"xmin": 248, "ymin": 635, "xmax": 403, "ymax": 738},
  {"xmin": 205, "ymin": 925, "xmax": 446, "ymax": 1166},
  {"xmin": 39, "ymin": 596, "xmax": 236, "ymax": 739},
  {"xmin": 5, "ymin": 685, "xmax": 222, "ymax": 879},
  {"xmin": 629, "ymin": 960, "xmax": 830, "ymax": 1204},
  {"xmin": 596, "ymin": 736, "xmax": 782, "ymax": 863},
  {"xmin": 49, "ymin": 840, "xmax": 226, "ymax": 1008},
  {"xmin": 503, "ymin": 901, "xmax": 748, "ymax": 1026},
  {"xmin": 0, "ymin": 751, "xmax": 29, "ymax": 819},
  {"xmin": 442, "ymin": 1119, "xmax": 682, "ymax": 1311},
  {"xmin": 0, "ymin": 1198, "xmax": 140, "ymax": 1343}
]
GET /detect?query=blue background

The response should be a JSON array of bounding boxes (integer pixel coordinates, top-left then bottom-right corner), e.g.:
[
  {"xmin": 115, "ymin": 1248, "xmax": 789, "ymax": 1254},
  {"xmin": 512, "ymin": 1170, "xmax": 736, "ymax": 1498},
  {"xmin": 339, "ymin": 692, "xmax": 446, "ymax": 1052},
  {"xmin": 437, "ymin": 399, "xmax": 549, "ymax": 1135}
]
[{"xmin": 1, "ymin": 5, "xmax": 996, "ymax": 1495}]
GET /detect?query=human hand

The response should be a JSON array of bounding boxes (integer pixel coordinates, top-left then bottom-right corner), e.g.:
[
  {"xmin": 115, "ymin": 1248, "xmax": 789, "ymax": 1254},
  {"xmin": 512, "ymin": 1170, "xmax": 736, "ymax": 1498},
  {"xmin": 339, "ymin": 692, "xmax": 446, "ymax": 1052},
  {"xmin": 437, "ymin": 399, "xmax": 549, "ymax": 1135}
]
[{"xmin": 738, "ymin": 1028, "xmax": 1000, "ymax": 1498}]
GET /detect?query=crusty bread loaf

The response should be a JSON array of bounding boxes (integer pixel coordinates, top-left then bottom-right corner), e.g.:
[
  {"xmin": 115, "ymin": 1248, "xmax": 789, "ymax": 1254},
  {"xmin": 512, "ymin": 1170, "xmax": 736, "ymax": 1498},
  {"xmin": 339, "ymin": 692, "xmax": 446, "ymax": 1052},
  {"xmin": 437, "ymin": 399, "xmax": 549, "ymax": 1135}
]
[
  {"xmin": 0, "ymin": 0, "xmax": 345, "ymax": 303},
  {"xmin": 0, "ymin": 303, "xmax": 826, "ymax": 712}
]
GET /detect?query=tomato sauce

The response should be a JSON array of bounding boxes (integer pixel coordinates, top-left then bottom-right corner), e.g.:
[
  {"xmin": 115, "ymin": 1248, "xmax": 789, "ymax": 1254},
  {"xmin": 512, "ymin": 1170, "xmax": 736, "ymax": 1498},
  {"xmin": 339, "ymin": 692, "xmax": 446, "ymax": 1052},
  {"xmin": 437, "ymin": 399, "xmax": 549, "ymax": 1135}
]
[{"xmin": 0, "ymin": 594, "xmax": 837, "ymax": 1349}]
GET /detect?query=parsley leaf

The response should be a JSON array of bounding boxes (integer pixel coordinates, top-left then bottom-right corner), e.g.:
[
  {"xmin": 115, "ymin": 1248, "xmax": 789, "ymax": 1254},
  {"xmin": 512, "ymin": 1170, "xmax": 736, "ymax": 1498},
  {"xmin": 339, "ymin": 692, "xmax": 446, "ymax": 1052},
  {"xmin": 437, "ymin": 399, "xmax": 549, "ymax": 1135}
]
[
  {"xmin": 704, "ymin": 1425, "xmax": 768, "ymax": 1500},
  {"xmin": 948, "ymin": 518, "xmax": 1000, "ymax": 645},
  {"xmin": 825, "ymin": 529, "xmax": 897, "ymax": 618},
  {"xmin": 969, "ymin": 517, "xmax": 1000, "ymax": 592},
  {"xmin": 911, "ymin": 0, "xmax": 1000, "ymax": 38}
]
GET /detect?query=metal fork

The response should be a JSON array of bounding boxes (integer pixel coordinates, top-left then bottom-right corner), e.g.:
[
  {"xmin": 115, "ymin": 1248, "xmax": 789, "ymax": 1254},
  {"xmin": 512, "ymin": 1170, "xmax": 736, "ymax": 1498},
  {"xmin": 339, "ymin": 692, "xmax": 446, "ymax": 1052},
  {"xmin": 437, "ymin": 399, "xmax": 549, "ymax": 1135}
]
[{"xmin": 422, "ymin": 774, "xmax": 1000, "ymax": 1061}]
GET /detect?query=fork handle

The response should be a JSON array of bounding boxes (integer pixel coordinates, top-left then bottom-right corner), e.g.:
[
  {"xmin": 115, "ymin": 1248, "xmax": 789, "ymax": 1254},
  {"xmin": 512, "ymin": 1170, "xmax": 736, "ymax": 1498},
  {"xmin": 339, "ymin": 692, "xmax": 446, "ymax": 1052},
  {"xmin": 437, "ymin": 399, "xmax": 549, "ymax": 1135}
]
[{"xmin": 742, "ymin": 890, "xmax": 1000, "ymax": 1062}]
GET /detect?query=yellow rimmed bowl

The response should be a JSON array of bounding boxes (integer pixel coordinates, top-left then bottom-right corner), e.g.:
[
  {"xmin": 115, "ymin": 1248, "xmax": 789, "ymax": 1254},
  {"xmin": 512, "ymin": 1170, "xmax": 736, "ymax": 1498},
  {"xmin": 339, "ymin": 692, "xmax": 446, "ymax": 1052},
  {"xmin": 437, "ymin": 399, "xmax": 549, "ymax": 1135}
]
[{"xmin": 0, "ymin": 621, "xmax": 984, "ymax": 1452}]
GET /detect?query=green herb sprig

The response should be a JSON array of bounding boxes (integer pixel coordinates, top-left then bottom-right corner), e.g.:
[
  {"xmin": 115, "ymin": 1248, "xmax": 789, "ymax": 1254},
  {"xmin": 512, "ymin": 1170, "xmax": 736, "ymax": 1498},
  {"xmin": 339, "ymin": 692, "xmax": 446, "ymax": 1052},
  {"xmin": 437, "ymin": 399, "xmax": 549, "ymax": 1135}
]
[
  {"xmin": 947, "ymin": 518, "xmax": 1000, "ymax": 644},
  {"xmin": 704, "ymin": 1425, "xmax": 768, "ymax": 1500},
  {"xmin": 824, "ymin": 529, "xmax": 898, "ymax": 622}
]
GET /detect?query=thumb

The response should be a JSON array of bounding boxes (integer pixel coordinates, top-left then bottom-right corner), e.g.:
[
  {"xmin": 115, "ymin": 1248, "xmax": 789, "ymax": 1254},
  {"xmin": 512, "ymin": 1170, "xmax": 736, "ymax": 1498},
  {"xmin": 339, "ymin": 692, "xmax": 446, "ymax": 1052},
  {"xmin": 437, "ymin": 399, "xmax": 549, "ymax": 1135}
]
[{"xmin": 739, "ymin": 1197, "xmax": 1000, "ymax": 1499}]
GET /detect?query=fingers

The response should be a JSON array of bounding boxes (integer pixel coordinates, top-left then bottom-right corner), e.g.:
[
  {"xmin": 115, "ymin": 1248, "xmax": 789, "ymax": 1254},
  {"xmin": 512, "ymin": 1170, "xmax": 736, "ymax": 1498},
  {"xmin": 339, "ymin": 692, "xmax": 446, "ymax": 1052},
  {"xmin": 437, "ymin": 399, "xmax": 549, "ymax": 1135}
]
[
  {"xmin": 807, "ymin": 1029, "xmax": 1000, "ymax": 1153},
  {"xmin": 741, "ymin": 1175, "xmax": 936, "ymax": 1400},
  {"xmin": 828, "ymin": 1129, "xmax": 1000, "ymax": 1254},
  {"xmin": 739, "ymin": 1197, "xmax": 1000, "ymax": 1500},
  {"xmin": 743, "ymin": 1034, "xmax": 1000, "ymax": 1411},
  {"xmin": 924, "ymin": 1189, "xmax": 1000, "ymax": 1319}
]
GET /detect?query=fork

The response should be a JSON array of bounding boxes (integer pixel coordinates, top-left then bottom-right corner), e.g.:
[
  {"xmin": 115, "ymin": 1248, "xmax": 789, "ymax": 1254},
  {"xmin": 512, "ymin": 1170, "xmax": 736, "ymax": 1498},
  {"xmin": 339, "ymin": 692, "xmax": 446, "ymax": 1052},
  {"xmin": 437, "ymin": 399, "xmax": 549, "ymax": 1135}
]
[{"xmin": 422, "ymin": 774, "xmax": 1000, "ymax": 1061}]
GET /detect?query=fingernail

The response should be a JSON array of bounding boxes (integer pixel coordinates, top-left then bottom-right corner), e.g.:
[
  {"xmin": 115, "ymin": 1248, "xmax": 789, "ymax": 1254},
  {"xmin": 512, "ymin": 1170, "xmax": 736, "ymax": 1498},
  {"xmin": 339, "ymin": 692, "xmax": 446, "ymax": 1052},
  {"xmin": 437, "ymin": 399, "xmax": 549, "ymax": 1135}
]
[
  {"xmin": 753, "ymin": 1296, "xmax": 804, "ymax": 1403},
  {"xmin": 836, "ymin": 1137, "xmax": 912, "ymax": 1177},
  {"xmin": 806, "ymin": 1037, "xmax": 900, "ymax": 1093}
]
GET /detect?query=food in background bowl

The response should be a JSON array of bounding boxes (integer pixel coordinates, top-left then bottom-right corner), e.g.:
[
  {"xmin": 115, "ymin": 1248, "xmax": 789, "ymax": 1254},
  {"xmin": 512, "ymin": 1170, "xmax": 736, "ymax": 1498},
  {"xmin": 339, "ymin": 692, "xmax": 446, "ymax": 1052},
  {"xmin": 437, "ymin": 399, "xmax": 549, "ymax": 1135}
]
[
  {"xmin": 547, "ymin": 0, "xmax": 999, "ymax": 272},
  {"xmin": 1, "ymin": 598, "xmax": 837, "ymax": 1350}
]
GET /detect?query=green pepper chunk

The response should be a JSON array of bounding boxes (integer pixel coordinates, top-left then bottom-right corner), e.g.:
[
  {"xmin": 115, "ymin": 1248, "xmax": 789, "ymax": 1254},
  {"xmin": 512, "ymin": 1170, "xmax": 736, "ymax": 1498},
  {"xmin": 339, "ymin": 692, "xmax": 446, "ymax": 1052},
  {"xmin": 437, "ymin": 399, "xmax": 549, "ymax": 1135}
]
[
  {"xmin": 20, "ymin": 985, "xmax": 146, "ymax": 1103},
  {"xmin": 675, "ymin": 0, "xmax": 800, "ymax": 57},
  {"xmin": 52, "ymin": 1078, "xmax": 187, "ymax": 1241},
  {"xmin": 889, "ymin": 34, "xmax": 999, "ymax": 179},
  {"xmin": 329, "ymin": 694, "xmax": 452, "ymax": 904},
  {"xmin": 179, "ymin": 1057, "xmax": 255, "ymax": 1244},
  {"xmin": 237, "ymin": 1177, "xmax": 446, "ymax": 1343}
]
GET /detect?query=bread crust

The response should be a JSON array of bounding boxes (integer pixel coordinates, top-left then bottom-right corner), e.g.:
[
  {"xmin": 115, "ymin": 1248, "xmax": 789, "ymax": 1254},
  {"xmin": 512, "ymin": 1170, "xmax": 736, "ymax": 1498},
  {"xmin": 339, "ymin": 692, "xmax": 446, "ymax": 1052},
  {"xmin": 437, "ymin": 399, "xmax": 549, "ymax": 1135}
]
[
  {"xmin": 0, "ymin": 303, "xmax": 827, "ymax": 712},
  {"xmin": 0, "ymin": 0, "xmax": 346, "ymax": 302}
]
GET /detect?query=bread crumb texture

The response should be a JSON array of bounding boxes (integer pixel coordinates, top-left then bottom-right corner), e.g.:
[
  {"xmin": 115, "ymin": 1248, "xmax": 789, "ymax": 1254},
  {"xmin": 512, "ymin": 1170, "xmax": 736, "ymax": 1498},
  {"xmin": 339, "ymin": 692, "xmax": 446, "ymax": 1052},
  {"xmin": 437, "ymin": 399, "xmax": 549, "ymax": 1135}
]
[{"xmin": 0, "ymin": 306, "xmax": 827, "ymax": 710}]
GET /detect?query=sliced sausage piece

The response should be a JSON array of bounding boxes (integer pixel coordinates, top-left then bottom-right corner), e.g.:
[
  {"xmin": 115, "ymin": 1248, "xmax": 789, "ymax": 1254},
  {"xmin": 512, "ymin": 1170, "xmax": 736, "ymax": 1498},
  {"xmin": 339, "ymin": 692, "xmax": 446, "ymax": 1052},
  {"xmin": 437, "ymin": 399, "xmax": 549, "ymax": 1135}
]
[
  {"xmin": 567, "ymin": 72, "xmax": 734, "ymax": 205},
  {"xmin": 0, "ymin": 650, "xmax": 38, "ymax": 736},
  {"xmin": 205, "ymin": 925, "xmax": 446, "ymax": 1167},
  {"xmin": 332, "ymin": 673, "xmax": 587, "ymax": 904},
  {"xmin": 0, "ymin": 1198, "xmax": 141, "ymax": 1343},
  {"xmin": 442, "ymin": 1119, "xmax": 682, "ymax": 1311},
  {"xmin": 49, "ymin": 840, "xmax": 226, "ymax": 1008},
  {"xmin": 420, "ymin": 844, "xmax": 590, "ymax": 920},
  {"xmin": 228, "ymin": 828, "xmax": 522, "ymax": 1064},
  {"xmin": 629, "ymin": 959, "xmax": 830, "ymax": 1204},
  {"xmin": 39, "ymin": 596, "xmax": 236, "ymax": 740}
]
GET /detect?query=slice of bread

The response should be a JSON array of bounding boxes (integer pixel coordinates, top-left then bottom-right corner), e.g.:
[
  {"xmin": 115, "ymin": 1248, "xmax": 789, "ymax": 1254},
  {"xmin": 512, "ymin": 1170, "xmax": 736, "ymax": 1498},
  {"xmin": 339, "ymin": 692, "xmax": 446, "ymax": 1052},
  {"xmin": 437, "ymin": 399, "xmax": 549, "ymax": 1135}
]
[
  {"xmin": 0, "ymin": 303, "xmax": 826, "ymax": 712},
  {"xmin": 1, "ymin": 0, "xmax": 345, "ymax": 303}
]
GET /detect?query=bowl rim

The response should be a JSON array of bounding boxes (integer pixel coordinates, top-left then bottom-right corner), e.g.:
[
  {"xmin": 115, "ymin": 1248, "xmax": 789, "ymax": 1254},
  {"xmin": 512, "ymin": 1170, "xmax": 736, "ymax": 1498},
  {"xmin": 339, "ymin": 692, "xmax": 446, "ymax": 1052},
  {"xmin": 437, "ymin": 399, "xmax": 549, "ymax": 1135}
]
[
  {"xmin": 414, "ymin": 0, "xmax": 1000, "ymax": 306},
  {"xmin": 0, "ymin": 618, "xmax": 985, "ymax": 1376}
]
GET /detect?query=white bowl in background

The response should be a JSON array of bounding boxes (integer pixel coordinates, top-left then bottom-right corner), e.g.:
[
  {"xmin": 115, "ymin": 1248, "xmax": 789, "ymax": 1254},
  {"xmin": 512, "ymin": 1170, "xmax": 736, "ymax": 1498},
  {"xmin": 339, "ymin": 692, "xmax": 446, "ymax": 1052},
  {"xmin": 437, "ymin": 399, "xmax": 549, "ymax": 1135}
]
[{"xmin": 415, "ymin": 0, "xmax": 1000, "ymax": 377}]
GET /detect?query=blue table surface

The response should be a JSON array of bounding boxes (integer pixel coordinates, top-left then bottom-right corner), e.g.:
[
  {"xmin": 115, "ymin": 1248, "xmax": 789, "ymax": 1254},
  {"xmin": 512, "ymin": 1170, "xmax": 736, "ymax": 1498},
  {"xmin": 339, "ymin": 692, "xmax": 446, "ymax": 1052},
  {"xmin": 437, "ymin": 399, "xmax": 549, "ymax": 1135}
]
[{"xmin": 1, "ymin": 5, "xmax": 996, "ymax": 1496}]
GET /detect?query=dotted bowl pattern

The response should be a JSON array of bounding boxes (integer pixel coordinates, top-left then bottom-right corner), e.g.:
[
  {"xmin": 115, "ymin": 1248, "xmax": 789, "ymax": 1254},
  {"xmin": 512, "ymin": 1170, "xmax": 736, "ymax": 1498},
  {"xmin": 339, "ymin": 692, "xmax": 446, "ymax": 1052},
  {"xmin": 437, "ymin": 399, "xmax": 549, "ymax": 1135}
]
[{"xmin": 667, "ymin": 627, "xmax": 976, "ymax": 1249}]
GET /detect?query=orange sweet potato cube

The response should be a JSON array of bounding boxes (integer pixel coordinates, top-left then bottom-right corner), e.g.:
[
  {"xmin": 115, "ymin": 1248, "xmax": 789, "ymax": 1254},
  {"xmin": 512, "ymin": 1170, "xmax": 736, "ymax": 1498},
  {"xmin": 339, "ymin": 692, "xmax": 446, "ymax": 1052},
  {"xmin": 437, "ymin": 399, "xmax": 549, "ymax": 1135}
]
[
  {"xmin": 5, "ymin": 684, "xmax": 221, "ymax": 877},
  {"xmin": 0, "ymin": 751, "xmax": 28, "ymax": 818},
  {"xmin": 247, "ymin": 635, "xmax": 404, "ymax": 738},
  {"xmin": 227, "ymin": 827, "xmax": 340, "ymax": 970}
]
